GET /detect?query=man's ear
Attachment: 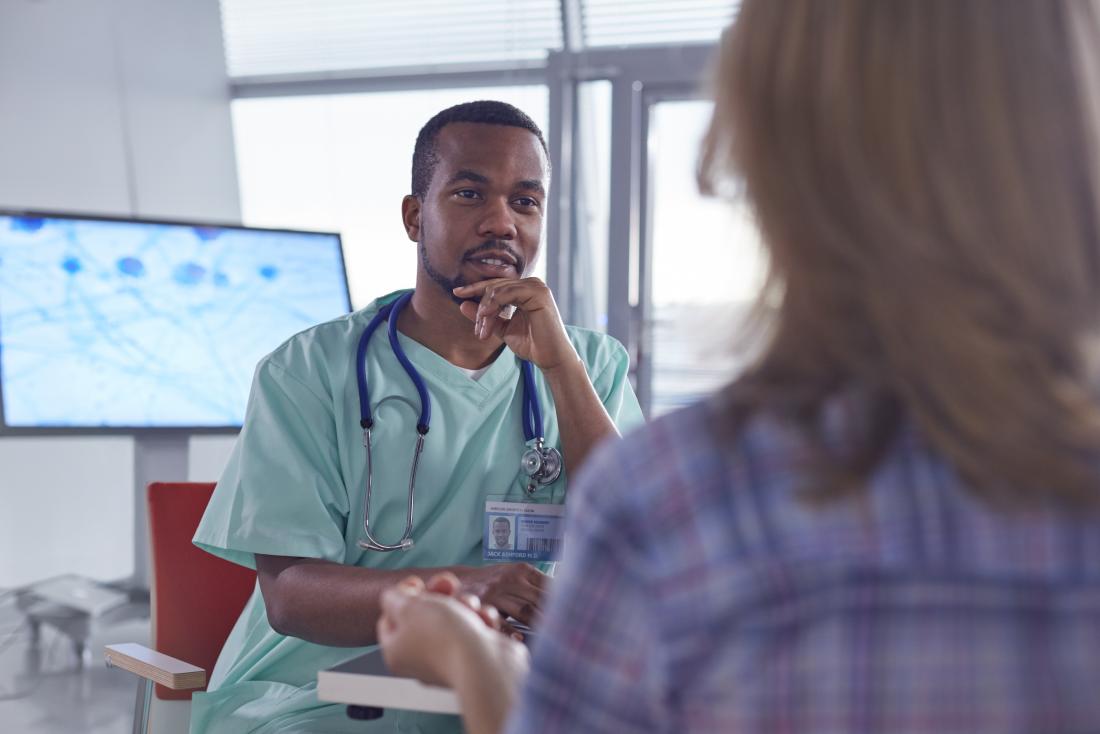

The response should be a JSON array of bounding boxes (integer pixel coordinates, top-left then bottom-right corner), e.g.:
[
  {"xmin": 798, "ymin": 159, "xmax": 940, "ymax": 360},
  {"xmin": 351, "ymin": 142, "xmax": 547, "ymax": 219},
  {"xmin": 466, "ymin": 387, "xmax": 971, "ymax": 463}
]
[{"xmin": 401, "ymin": 195, "xmax": 421, "ymax": 242}]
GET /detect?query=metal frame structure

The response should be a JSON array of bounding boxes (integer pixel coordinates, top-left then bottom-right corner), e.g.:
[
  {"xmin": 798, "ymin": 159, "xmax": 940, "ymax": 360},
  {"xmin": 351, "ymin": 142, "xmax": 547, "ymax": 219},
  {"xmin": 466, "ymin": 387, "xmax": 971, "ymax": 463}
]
[{"xmin": 227, "ymin": 3, "xmax": 721, "ymax": 415}]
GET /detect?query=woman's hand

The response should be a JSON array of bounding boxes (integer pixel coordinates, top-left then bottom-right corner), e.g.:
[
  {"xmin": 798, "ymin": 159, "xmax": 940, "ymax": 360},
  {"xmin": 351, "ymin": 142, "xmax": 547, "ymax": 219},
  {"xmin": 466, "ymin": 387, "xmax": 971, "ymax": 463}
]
[{"xmin": 377, "ymin": 573, "xmax": 528, "ymax": 690}]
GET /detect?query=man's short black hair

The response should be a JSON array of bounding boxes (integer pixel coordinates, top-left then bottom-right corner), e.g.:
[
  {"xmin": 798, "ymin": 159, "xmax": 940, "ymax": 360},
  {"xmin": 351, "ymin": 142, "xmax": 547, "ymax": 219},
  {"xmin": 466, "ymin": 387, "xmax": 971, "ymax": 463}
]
[{"xmin": 410, "ymin": 100, "xmax": 549, "ymax": 198}]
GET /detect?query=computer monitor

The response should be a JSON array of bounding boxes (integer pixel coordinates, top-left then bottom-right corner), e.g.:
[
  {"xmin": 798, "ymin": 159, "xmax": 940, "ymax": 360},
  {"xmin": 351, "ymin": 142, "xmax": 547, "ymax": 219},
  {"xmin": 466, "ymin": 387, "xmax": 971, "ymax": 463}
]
[{"xmin": 0, "ymin": 210, "xmax": 351, "ymax": 432}]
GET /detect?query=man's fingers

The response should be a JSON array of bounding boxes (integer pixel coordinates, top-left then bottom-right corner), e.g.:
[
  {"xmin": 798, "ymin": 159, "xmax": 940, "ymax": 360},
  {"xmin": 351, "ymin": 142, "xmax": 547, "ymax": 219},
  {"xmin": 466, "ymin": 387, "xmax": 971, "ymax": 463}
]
[
  {"xmin": 482, "ymin": 593, "xmax": 525, "ymax": 623},
  {"xmin": 495, "ymin": 600, "xmax": 532, "ymax": 625},
  {"xmin": 507, "ymin": 598, "xmax": 539, "ymax": 626},
  {"xmin": 477, "ymin": 313, "xmax": 511, "ymax": 341},
  {"xmin": 474, "ymin": 281, "xmax": 538, "ymax": 318},
  {"xmin": 493, "ymin": 564, "xmax": 548, "ymax": 600},
  {"xmin": 456, "ymin": 280, "xmax": 542, "ymax": 320},
  {"xmin": 491, "ymin": 593, "xmax": 544, "ymax": 625},
  {"xmin": 452, "ymin": 279, "xmax": 509, "ymax": 298},
  {"xmin": 458, "ymin": 300, "xmax": 478, "ymax": 323},
  {"xmin": 522, "ymin": 566, "xmax": 549, "ymax": 591},
  {"xmin": 457, "ymin": 293, "xmax": 514, "ymax": 326},
  {"xmin": 454, "ymin": 279, "xmax": 556, "ymax": 343}
]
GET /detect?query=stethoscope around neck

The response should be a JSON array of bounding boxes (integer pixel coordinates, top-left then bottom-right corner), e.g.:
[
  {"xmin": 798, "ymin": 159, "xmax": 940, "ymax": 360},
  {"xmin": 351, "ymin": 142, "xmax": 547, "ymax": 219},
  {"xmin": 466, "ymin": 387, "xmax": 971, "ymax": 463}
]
[{"xmin": 355, "ymin": 291, "xmax": 563, "ymax": 552}]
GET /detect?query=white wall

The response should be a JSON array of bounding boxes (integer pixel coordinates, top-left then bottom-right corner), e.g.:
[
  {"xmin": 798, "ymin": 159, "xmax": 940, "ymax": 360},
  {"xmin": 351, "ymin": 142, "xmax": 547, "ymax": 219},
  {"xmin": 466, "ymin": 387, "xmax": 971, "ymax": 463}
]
[{"xmin": 0, "ymin": 0, "xmax": 240, "ymax": 588}]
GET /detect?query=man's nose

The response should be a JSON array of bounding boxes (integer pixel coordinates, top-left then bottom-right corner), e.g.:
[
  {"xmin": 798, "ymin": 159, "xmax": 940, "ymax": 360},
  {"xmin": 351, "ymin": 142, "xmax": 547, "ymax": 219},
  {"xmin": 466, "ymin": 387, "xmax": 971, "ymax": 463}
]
[{"xmin": 477, "ymin": 198, "xmax": 517, "ymax": 239}]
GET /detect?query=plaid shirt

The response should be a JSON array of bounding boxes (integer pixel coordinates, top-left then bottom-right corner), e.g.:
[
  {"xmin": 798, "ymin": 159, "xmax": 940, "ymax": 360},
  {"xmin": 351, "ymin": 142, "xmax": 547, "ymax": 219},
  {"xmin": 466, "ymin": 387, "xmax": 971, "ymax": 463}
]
[{"xmin": 504, "ymin": 397, "xmax": 1100, "ymax": 734}]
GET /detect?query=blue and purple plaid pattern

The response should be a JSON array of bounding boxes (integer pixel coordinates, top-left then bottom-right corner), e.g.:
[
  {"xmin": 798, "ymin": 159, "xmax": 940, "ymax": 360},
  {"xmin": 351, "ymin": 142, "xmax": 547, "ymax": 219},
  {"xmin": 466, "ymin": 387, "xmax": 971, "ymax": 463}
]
[{"xmin": 505, "ymin": 398, "xmax": 1100, "ymax": 733}]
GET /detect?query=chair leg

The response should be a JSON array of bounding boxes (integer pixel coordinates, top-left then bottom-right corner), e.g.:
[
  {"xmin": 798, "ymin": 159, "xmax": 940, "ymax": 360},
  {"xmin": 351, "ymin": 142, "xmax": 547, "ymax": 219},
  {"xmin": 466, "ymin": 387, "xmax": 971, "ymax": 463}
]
[{"xmin": 132, "ymin": 677, "xmax": 153, "ymax": 734}]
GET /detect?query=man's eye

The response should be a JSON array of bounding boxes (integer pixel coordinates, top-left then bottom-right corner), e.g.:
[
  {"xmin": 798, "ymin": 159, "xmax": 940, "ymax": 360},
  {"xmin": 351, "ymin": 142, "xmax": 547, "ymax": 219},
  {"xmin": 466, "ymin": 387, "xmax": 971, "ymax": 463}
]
[
  {"xmin": 455, "ymin": 189, "xmax": 480, "ymax": 200},
  {"xmin": 514, "ymin": 197, "xmax": 540, "ymax": 208}
]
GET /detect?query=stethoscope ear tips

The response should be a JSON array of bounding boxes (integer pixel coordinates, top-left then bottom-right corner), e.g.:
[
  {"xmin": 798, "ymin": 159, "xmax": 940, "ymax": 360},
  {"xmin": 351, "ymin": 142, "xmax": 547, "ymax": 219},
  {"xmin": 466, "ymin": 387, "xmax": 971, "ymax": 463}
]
[{"xmin": 358, "ymin": 538, "xmax": 415, "ymax": 552}]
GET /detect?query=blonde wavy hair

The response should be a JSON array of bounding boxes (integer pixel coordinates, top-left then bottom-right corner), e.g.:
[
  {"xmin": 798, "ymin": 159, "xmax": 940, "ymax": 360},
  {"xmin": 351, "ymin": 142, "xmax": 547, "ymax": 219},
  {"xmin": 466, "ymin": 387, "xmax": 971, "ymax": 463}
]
[{"xmin": 701, "ymin": 0, "xmax": 1100, "ymax": 507}]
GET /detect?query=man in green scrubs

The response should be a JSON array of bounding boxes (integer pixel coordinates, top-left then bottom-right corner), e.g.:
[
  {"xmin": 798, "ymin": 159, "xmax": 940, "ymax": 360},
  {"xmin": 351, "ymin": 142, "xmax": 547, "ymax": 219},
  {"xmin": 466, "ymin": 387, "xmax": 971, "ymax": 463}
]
[{"xmin": 190, "ymin": 100, "xmax": 643, "ymax": 733}]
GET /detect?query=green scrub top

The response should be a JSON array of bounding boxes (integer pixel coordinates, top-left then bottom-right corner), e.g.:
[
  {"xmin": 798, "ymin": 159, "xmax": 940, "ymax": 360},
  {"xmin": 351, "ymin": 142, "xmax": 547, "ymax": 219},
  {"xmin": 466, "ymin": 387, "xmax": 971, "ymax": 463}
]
[{"xmin": 190, "ymin": 290, "xmax": 643, "ymax": 734}]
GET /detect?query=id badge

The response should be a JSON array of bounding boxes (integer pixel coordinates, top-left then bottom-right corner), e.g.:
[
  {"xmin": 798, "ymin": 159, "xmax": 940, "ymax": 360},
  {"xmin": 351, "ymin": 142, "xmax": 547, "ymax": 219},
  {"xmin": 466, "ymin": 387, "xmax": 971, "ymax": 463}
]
[{"xmin": 483, "ymin": 500, "xmax": 565, "ymax": 562}]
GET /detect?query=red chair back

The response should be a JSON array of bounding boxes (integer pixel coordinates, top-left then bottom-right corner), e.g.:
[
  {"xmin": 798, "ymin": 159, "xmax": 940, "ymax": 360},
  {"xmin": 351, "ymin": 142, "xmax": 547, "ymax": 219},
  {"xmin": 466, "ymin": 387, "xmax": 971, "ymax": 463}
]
[{"xmin": 147, "ymin": 482, "xmax": 255, "ymax": 700}]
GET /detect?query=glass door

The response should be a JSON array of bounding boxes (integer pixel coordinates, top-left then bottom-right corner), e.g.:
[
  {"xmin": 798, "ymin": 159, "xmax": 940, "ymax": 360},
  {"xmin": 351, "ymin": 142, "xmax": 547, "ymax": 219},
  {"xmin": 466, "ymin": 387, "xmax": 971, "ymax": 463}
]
[{"xmin": 641, "ymin": 98, "xmax": 766, "ymax": 416}]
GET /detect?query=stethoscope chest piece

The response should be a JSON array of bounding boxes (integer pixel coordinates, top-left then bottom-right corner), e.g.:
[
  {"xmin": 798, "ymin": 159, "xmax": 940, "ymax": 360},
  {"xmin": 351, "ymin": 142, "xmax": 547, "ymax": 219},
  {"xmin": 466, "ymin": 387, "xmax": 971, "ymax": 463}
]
[{"xmin": 522, "ymin": 439, "xmax": 563, "ymax": 494}]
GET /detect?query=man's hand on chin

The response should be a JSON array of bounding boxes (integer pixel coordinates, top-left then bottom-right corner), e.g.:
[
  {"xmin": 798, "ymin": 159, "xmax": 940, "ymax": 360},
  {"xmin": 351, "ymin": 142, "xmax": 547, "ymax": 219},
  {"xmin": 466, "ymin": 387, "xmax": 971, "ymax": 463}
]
[{"xmin": 452, "ymin": 278, "xmax": 579, "ymax": 371}]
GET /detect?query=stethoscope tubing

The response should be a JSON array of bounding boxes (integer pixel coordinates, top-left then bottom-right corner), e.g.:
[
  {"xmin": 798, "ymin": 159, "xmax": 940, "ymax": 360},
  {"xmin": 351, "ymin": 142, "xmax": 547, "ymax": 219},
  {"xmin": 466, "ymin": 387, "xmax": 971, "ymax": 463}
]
[
  {"xmin": 357, "ymin": 292, "xmax": 430, "ymax": 433},
  {"xmin": 355, "ymin": 292, "xmax": 555, "ymax": 552},
  {"xmin": 387, "ymin": 295, "xmax": 431, "ymax": 433},
  {"xmin": 521, "ymin": 360, "xmax": 541, "ymax": 443}
]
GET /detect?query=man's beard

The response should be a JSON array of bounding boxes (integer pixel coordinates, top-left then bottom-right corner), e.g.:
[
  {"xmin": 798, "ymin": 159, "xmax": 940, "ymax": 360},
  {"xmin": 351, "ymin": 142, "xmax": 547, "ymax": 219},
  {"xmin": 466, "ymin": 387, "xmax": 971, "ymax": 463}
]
[
  {"xmin": 418, "ymin": 234, "xmax": 526, "ymax": 306},
  {"xmin": 419, "ymin": 240, "xmax": 468, "ymax": 305}
]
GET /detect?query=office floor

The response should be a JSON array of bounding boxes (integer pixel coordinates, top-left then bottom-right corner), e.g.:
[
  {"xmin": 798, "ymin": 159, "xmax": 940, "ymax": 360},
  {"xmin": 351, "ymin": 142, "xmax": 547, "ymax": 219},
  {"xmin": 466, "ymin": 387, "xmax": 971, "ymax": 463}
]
[{"xmin": 0, "ymin": 594, "xmax": 149, "ymax": 733}]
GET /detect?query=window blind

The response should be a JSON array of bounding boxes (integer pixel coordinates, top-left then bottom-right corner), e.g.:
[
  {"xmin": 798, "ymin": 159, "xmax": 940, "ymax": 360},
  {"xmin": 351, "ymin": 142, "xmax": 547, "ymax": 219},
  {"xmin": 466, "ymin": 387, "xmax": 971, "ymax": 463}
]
[
  {"xmin": 581, "ymin": 0, "xmax": 738, "ymax": 48},
  {"xmin": 220, "ymin": 0, "xmax": 564, "ymax": 78}
]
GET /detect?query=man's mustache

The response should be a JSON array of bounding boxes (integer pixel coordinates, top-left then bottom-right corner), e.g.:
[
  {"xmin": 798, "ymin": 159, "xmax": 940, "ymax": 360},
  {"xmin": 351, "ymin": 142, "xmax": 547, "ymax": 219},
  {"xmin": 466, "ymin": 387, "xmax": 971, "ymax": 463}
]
[{"xmin": 462, "ymin": 241, "xmax": 525, "ymax": 274}]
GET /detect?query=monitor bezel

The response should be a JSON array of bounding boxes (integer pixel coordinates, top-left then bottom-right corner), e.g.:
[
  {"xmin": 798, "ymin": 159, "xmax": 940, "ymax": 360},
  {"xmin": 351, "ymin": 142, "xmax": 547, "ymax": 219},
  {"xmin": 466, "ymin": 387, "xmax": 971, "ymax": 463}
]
[{"xmin": 0, "ymin": 207, "xmax": 351, "ymax": 435}]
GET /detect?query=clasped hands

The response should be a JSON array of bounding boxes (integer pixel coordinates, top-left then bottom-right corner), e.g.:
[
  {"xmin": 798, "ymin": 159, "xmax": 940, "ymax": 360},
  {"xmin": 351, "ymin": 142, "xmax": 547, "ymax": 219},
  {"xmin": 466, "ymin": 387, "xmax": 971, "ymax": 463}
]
[{"xmin": 377, "ymin": 571, "xmax": 530, "ymax": 690}]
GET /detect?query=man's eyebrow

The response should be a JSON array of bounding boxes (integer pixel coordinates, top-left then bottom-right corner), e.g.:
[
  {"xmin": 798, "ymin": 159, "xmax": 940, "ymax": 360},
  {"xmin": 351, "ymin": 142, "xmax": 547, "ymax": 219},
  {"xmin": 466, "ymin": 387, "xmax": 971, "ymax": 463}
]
[
  {"xmin": 445, "ymin": 169, "xmax": 489, "ymax": 186},
  {"xmin": 517, "ymin": 180, "xmax": 546, "ymax": 196}
]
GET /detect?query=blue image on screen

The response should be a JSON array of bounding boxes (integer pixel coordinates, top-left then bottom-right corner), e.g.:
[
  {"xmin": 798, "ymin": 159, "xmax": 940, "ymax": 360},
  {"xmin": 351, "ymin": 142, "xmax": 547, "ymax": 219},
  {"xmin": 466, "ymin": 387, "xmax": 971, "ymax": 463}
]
[{"xmin": 0, "ymin": 215, "xmax": 350, "ymax": 428}]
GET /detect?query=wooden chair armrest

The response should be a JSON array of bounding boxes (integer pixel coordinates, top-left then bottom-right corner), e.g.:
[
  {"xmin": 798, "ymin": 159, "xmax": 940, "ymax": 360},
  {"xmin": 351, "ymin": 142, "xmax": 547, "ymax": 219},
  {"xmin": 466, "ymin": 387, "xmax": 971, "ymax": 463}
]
[{"xmin": 104, "ymin": 643, "xmax": 207, "ymax": 690}]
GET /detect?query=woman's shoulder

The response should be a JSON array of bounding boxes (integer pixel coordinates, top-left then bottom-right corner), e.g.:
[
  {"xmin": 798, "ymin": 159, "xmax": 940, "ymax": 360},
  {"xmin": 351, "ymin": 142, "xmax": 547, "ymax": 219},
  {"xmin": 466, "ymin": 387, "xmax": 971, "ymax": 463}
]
[
  {"xmin": 577, "ymin": 394, "xmax": 816, "ymax": 541},
  {"xmin": 594, "ymin": 394, "xmax": 817, "ymax": 493},
  {"xmin": 579, "ymin": 390, "xmax": 924, "ymax": 563}
]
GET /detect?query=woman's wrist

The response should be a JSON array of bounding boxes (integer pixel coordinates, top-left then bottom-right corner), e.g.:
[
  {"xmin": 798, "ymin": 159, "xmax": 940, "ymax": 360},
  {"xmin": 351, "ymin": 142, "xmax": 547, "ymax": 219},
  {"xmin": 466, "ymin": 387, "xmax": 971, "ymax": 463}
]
[
  {"xmin": 448, "ymin": 629, "xmax": 529, "ymax": 734},
  {"xmin": 446, "ymin": 624, "xmax": 508, "ymax": 683}
]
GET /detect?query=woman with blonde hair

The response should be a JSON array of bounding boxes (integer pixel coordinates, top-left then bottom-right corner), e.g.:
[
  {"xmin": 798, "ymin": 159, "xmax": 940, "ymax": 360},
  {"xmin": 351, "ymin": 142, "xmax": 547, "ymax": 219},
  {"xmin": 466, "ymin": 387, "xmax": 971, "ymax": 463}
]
[{"xmin": 378, "ymin": 1, "xmax": 1100, "ymax": 731}]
